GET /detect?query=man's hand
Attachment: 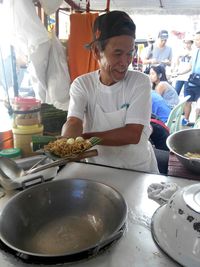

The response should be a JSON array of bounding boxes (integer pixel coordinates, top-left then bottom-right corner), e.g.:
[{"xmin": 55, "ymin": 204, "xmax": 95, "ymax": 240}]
[{"xmin": 61, "ymin": 117, "xmax": 83, "ymax": 138}]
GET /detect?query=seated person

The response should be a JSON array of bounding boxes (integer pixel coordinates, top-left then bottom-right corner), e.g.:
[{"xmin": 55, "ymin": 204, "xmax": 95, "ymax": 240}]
[
  {"xmin": 149, "ymin": 65, "xmax": 179, "ymax": 109},
  {"xmin": 150, "ymin": 113, "xmax": 169, "ymax": 151},
  {"xmin": 151, "ymin": 90, "xmax": 171, "ymax": 123}
]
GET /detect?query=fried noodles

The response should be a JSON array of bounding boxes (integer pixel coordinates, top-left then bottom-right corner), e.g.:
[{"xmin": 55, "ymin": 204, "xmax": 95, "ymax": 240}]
[{"xmin": 44, "ymin": 138, "xmax": 92, "ymax": 157}]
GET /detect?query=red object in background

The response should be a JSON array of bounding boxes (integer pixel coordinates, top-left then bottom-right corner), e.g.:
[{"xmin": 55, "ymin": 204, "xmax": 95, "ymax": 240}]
[{"xmin": 0, "ymin": 130, "xmax": 13, "ymax": 150}]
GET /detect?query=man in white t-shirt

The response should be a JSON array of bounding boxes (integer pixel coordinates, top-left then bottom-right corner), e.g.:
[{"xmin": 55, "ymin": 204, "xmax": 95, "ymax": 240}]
[
  {"xmin": 62, "ymin": 11, "xmax": 159, "ymax": 174},
  {"xmin": 176, "ymin": 31, "xmax": 200, "ymax": 125}
]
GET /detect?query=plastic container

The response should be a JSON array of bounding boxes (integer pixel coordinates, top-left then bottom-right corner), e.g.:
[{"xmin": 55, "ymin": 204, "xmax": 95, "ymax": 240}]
[
  {"xmin": 0, "ymin": 103, "xmax": 13, "ymax": 150},
  {"xmin": 0, "ymin": 148, "xmax": 21, "ymax": 159},
  {"xmin": 12, "ymin": 97, "xmax": 41, "ymax": 127},
  {"xmin": 12, "ymin": 124, "xmax": 43, "ymax": 157},
  {"xmin": 0, "ymin": 130, "xmax": 13, "ymax": 150}
]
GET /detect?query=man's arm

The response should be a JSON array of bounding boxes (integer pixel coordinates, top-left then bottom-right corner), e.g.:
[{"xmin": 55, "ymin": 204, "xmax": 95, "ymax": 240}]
[
  {"xmin": 82, "ymin": 124, "xmax": 144, "ymax": 146},
  {"xmin": 61, "ymin": 116, "xmax": 83, "ymax": 138}
]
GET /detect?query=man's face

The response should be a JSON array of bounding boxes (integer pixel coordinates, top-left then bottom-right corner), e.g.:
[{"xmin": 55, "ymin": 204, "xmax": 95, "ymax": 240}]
[
  {"xmin": 184, "ymin": 41, "xmax": 193, "ymax": 49},
  {"xmin": 194, "ymin": 33, "xmax": 200, "ymax": 48},
  {"xmin": 96, "ymin": 35, "xmax": 134, "ymax": 85},
  {"xmin": 158, "ymin": 38, "xmax": 167, "ymax": 48}
]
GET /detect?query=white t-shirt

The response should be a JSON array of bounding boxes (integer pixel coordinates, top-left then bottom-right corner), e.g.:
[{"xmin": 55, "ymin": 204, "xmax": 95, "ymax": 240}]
[{"xmin": 68, "ymin": 70, "xmax": 152, "ymax": 136}]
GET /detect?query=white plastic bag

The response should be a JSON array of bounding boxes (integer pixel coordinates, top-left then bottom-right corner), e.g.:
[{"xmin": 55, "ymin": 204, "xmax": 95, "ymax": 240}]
[
  {"xmin": 11, "ymin": 0, "xmax": 49, "ymax": 54},
  {"xmin": 39, "ymin": 0, "xmax": 63, "ymax": 15},
  {"xmin": 46, "ymin": 32, "xmax": 70, "ymax": 111}
]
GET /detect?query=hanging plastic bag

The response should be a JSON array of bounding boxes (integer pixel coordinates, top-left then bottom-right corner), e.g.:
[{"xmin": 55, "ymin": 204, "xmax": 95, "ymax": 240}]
[
  {"xmin": 39, "ymin": 0, "xmax": 63, "ymax": 15},
  {"xmin": 46, "ymin": 32, "xmax": 70, "ymax": 111}
]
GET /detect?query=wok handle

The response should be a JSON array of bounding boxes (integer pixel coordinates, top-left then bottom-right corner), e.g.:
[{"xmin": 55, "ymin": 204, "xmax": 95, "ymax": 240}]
[
  {"xmin": 21, "ymin": 175, "xmax": 44, "ymax": 189},
  {"xmin": 26, "ymin": 149, "xmax": 98, "ymax": 175},
  {"xmin": 93, "ymin": 228, "xmax": 125, "ymax": 254}
]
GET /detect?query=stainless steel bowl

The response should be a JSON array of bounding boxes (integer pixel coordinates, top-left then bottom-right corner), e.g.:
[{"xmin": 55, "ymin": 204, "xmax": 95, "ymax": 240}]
[
  {"xmin": 167, "ymin": 128, "xmax": 200, "ymax": 174},
  {"xmin": 152, "ymin": 183, "xmax": 200, "ymax": 267}
]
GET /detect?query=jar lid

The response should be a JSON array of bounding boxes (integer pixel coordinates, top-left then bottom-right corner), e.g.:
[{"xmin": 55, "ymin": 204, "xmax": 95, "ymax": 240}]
[{"xmin": 0, "ymin": 148, "xmax": 21, "ymax": 158}]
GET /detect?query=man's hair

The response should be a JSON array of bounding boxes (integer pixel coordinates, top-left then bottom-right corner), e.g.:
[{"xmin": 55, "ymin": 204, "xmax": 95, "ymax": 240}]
[{"xmin": 86, "ymin": 11, "xmax": 136, "ymax": 51}]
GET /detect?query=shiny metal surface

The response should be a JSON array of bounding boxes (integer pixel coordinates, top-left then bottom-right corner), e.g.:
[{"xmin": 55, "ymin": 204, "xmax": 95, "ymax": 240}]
[
  {"xmin": 0, "ymin": 178, "xmax": 126, "ymax": 257},
  {"xmin": 0, "ymin": 150, "xmax": 97, "ymax": 190},
  {"xmin": 183, "ymin": 184, "xmax": 200, "ymax": 213},
  {"xmin": 0, "ymin": 162, "xmax": 197, "ymax": 267},
  {"xmin": 0, "ymin": 156, "xmax": 25, "ymax": 180},
  {"xmin": 0, "ymin": 155, "xmax": 58, "ymax": 190},
  {"xmin": 152, "ymin": 183, "xmax": 200, "ymax": 267},
  {"xmin": 0, "ymin": 150, "xmax": 98, "ymax": 178},
  {"xmin": 167, "ymin": 128, "xmax": 200, "ymax": 174}
]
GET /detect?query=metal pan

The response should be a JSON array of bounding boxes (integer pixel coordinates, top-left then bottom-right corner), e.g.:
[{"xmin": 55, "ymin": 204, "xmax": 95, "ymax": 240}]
[
  {"xmin": 166, "ymin": 128, "xmax": 200, "ymax": 174},
  {"xmin": 0, "ymin": 178, "xmax": 127, "ymax": 258}
]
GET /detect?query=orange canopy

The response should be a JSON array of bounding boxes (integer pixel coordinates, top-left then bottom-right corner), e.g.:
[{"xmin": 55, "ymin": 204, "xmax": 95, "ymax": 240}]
[{"xmin": 68, "ymin": 12, "xmax": 99, "ymax": 82}]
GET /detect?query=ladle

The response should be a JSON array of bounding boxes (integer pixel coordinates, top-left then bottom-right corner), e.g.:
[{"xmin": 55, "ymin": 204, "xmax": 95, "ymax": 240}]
[
  {"xmin": 0, "ymin": 156, "xmax": 25, "ymax": 180},
  {"xmin": 0, "ymin": 149, "xmax": 98, "ymax": 181}
]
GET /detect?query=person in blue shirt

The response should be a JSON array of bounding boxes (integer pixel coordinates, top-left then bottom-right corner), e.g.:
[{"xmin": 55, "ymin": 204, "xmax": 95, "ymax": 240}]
[{"xmin": 151, "ymin": 90, "xmax": 171, "ymax": 123}]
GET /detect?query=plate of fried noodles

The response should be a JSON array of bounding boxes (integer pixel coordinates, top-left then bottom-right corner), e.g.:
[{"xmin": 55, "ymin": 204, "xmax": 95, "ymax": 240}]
[{"xmin": 43, "ymin": 136, "xmax": 101, "ymax": 160}]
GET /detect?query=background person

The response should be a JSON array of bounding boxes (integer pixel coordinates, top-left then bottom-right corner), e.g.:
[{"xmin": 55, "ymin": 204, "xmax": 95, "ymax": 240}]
[
  {"xmin": 61, "ymin": 11, "xmax": 159, "ymax": 174},
  {"xmin": 172, "ymin": 36, "xmax": 194, "ymax": 95},
  {"xmin": 150, "ymin": 113, "xmax": 169, "ymax": 151},
  {"xmin": 149, "ymin": 65, "xmax": 179, "ymax": 109},
  {"xmin": 178, "ymin": 31, "xmax": 200, "ymax": 124},
  {"xmin": 151, "ymin": 90, "xmax": 171, "ymax": 123},
  {"xmin": 142, "ymin": 34, "xmax": 155, "ymax": 74}
]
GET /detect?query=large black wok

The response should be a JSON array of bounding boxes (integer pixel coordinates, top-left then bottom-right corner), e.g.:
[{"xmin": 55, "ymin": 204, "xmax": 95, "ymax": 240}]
[{"xmin": 0, "ymin": 178, "xmax": 127, "ymax": 258}]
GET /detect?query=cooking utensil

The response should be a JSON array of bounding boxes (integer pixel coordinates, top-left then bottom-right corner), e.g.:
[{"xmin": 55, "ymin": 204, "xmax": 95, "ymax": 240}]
[
  {"xmin": 151, "ymin": 183, "xmax": 200, "ymax": 267},
  {"xmin": 25, "ymin": 156, "xmax": 48, "ymax": 173},
  {"xmin": 0, "ymin": 178, "xmax": 127, "ymax": 257},
  {"xmin": 0, "ymin": 155, "xmax": 48, "ymax": 181},
  {"xmin": 26, "ymin": 149, "xmax": 98, "ymax": 174},
  {"xmin": 0, "ymin": 150, "xmax": 98, "ymax": 191},
  {"xmin": 166, "ymin": 128, "xmax": 200, "ymax": 174},
  {"xmin": 0, "ymin": 156, "xmax": 25, "ymax": 180},
  {"xmin": 0, "ymin": 155, "xmax": 59, "ymax": 190},
  {"xmin": 0, "ymin": 149, "xmax": 98, "ymax": 180}
]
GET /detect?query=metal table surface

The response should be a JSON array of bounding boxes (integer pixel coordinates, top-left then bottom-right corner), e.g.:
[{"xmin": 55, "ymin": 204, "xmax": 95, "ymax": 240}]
[{"xmin": 0, "ymin": 162, "xmax": 198, "ymax": 267}]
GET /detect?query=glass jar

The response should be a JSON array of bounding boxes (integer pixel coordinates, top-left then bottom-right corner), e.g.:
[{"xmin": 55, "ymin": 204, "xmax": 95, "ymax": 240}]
[
  {"xmin": 12, "ymin": 97, "xmax": 41, "ymax": 127},
  {"xmin": 12, "ymin": 124, "xmax": 43, "ymax": 157}
]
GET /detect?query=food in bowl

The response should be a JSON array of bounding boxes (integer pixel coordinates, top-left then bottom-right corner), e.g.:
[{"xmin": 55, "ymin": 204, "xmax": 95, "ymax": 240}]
[
  {"xmin": 166, "ymin": 128, "xmax": 200, "ymax": 174},
  {"xmin": 184, "ymin": 152, "xmax": 200, "ymax": 159}
]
